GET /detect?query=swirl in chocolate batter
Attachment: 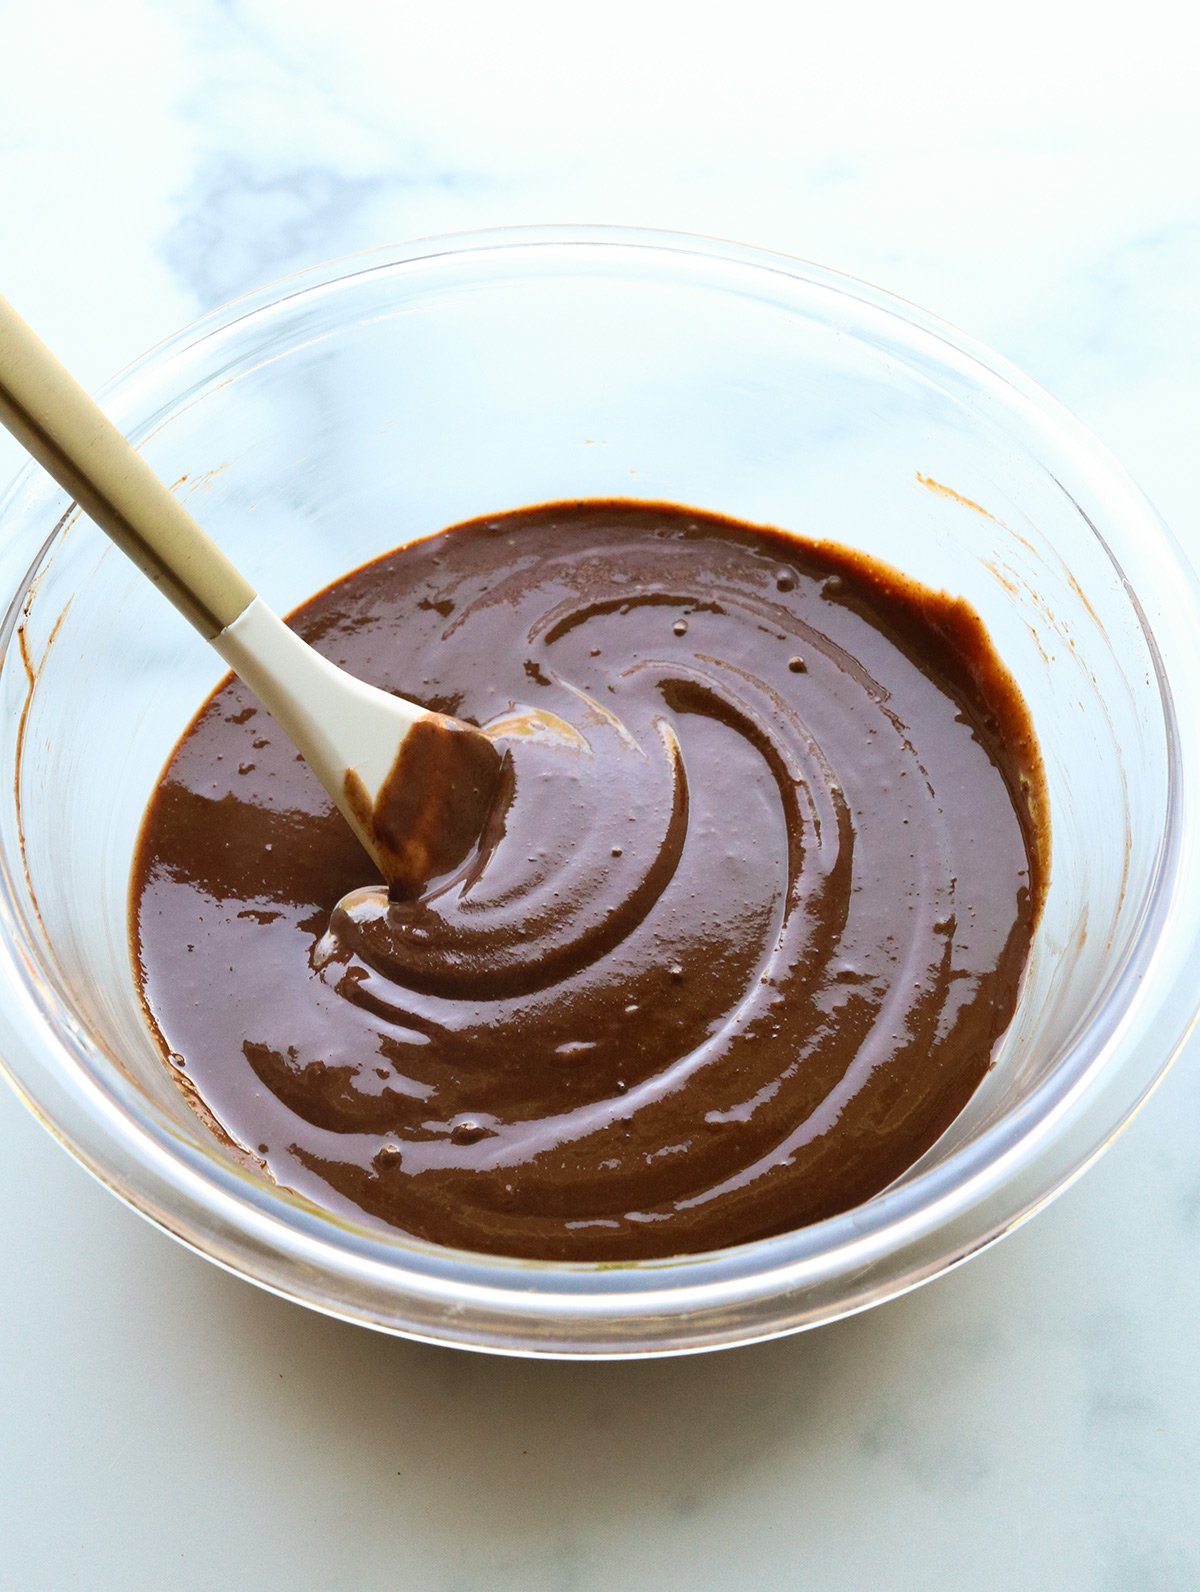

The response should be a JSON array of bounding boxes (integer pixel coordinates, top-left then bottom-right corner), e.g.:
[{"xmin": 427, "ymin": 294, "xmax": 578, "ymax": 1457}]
[{"xmin": 132, "ymin": 501, "xmax": 1048, "ymax": 1260}]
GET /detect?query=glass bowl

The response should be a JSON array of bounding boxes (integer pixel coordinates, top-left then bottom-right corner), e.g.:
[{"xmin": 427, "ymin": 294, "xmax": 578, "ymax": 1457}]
[{"xmin": 1, "ymin": 227, "xmax": 1198, "ymax": 1359}]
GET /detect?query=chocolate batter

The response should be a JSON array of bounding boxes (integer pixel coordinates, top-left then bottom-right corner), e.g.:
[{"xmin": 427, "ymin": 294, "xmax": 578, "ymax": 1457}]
[{"xmin": 132, "ymin": 501, "xmax": 1048, "ymax": 1261}]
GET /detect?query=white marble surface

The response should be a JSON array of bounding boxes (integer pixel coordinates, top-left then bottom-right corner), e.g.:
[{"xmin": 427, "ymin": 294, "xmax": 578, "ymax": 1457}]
[{"xmin": 2, "ymin": 2, "xmax": 1200, "ymax": 1586}]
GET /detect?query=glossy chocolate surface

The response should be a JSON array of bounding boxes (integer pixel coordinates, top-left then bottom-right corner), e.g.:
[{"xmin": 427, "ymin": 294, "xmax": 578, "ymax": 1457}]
[{"xmin": 132, "ymin": 501, "xmax": 1047, "ymax": 1260}]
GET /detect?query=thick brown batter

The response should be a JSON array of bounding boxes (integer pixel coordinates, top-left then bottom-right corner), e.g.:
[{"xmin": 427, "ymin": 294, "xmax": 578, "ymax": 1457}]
[{"xmin": 132, "ymin": 501, "xmax": 1048, "ymax": 1261}]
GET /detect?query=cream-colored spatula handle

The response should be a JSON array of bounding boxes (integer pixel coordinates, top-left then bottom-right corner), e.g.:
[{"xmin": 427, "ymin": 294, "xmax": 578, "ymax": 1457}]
[
  {"xmin": 0, "ymin": 292, "xmax": 503, "ymax": 897},
  {"xmin": 0, "ymin": 293, "xmax": 254, "ymax": 638}
]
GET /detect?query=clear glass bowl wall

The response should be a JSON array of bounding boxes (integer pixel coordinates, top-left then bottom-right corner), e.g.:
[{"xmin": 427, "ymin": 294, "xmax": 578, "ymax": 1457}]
[{"xmin": 1, "ymin": 230, "xmax": 1198, "ymax": 1357}]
